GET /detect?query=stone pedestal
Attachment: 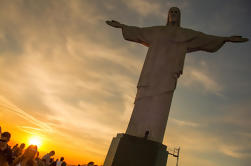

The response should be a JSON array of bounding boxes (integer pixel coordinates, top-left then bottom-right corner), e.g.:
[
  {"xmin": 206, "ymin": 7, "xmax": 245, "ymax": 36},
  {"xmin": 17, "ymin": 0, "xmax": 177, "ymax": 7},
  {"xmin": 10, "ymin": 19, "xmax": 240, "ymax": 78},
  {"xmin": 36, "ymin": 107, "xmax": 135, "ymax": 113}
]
[{"xmin": 103, "ymin": 133, "xmax": 168, "ymax": 166}]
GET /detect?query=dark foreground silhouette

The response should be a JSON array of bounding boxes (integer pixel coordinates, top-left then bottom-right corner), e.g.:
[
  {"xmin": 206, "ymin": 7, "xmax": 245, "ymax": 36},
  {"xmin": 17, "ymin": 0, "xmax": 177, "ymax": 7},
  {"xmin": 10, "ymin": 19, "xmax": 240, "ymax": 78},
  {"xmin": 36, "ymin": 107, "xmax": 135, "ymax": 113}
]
[{"xmin": 0, "ymin": 126, "xmax": 100, "ymax": 166}]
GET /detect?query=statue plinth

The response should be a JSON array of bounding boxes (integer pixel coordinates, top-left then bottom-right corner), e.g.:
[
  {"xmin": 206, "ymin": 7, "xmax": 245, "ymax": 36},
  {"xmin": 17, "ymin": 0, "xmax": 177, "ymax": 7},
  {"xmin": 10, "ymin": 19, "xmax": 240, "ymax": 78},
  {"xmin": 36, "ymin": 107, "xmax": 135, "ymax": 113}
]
[{"xmin": 103, "ymin": 133, "xmax": 168, "ymax": 166}]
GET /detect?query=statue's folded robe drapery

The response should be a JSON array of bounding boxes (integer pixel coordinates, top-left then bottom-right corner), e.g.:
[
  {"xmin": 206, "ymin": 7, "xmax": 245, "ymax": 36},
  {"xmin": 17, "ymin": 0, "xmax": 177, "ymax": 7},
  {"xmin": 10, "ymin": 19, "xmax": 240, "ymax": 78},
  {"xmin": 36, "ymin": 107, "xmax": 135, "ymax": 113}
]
[{"xmin": 122, "ymin": 25, "xmax": 226, "ymax": 100}]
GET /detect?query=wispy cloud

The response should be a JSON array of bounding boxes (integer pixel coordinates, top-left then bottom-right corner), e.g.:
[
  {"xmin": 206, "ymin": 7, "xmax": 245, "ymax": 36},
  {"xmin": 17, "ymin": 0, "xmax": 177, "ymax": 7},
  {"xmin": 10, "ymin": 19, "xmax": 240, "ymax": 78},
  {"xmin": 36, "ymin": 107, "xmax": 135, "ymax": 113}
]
[
  {"xmin": 219, "ymin": 145, "xmax": 251, "ymax": 159},
  {"xmin": 0, "ymin": 96, "xmax": 53, "ymax": 133},
  {"xmin": 122, "ymin": 0, "xmax": 162, "ymax": 16},
  {"xmin": 169, "ymin": 118, "xmax": 199, "ymax": 127},
  {"xmin": 180, "ymin": 61, "xmax": 223, "ymax": 95},
  {"xmin": 121, "ymin": 0, "xmax": 189, "ymax": 18}
]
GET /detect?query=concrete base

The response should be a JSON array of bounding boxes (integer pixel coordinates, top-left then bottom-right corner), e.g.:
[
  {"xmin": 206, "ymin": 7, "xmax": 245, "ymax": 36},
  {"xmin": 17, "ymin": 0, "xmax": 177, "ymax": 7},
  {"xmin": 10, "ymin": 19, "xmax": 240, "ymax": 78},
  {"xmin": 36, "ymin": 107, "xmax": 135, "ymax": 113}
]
[{"xmin": 103, "ymin": 133, "xmax": 168, "ymax": 166}]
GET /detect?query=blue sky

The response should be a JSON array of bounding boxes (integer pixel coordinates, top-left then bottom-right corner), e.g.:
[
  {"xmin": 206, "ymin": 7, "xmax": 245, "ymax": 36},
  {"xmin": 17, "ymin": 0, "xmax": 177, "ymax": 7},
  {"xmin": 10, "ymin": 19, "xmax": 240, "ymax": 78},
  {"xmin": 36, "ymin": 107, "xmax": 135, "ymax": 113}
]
[{"xmin": 0, "ymin": 0, "xmax": 250, "ymax": 165}]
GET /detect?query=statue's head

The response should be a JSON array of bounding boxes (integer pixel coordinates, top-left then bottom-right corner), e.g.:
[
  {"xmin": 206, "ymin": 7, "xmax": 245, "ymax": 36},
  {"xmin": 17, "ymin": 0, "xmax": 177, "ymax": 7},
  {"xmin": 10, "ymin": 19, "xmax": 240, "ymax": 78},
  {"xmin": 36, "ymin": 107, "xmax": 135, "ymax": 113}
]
[{"xmin": 167, "ymin": 7, "xmax": 181, "ymax": 26}]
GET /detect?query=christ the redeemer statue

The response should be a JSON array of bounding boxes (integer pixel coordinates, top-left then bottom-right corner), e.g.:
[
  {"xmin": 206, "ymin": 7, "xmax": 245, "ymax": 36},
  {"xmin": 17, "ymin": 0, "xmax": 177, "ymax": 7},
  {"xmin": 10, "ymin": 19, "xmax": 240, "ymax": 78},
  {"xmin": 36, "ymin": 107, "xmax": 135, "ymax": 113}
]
[{"xmin": 106, "ymin": 7, "xmax": 248, "ymax": 144}]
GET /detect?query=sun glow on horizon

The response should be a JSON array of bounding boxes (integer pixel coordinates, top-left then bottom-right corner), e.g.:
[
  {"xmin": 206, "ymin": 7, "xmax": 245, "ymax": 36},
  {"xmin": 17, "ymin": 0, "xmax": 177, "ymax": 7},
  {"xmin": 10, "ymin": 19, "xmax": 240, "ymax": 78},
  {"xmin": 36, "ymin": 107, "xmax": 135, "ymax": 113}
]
[{"xmin": 28, "ymin": 136, "xmax": 42, "ymax": 148}]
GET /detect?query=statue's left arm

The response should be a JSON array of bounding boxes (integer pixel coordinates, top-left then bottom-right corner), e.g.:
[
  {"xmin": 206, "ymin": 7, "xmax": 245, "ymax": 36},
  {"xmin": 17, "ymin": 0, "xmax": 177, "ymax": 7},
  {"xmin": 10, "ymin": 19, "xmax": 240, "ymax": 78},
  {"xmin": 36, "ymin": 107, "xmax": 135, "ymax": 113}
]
[{"xmin": 186, "ymin": 31, "xmax": 248, "ymax": 53}]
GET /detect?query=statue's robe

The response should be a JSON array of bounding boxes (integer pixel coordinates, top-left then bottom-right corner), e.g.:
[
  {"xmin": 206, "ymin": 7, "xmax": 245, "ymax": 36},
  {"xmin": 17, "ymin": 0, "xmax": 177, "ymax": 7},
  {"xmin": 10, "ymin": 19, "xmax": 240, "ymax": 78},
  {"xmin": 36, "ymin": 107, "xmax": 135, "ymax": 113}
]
[{"xmin": 122, "ymin": 25, "xmax": 226, "ymax": 143}]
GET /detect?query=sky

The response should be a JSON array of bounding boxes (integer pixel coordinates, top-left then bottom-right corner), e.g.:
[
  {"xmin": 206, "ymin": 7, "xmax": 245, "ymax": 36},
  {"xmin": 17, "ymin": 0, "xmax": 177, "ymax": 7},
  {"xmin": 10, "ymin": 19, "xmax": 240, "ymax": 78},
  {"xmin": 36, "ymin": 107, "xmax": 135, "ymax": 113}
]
[{"xmin": 0, "ymin": 0, "xmax": 250, "ymax": 165}]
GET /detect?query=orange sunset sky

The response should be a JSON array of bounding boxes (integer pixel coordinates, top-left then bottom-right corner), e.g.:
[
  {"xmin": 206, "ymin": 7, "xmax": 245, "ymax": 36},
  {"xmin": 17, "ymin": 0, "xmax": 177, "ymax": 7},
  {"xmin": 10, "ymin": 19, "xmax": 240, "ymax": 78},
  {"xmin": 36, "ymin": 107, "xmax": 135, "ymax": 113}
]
[{"xmin": 0, "ymin": 0, "xmax": 251, "ymax": 166}]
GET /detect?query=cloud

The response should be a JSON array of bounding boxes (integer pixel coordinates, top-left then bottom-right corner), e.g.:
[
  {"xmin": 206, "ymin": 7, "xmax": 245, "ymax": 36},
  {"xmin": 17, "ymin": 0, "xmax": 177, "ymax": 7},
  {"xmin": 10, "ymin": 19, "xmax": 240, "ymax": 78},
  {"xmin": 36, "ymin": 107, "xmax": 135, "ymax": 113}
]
[
  {"xmin": 219, "ymin": 145, "xmax": 251, "ymax": 159},
  {"xmin": 215, "ymin": 101, "xmax": 251, "ymax": 128},
  {"xmin": 165, "ymin": 123, "xmax": 251, "ymax": 166},
  {"xmin": 0, "ymin": 1, "xmax": 141, "ymax": 162},
  {"xmin": 0, "ymin": 96, "xmax": 53, "ymax": 133},
  {"xmin": 190, "ymin": 69, "xmax": 222, "ymax": 92},
  {"xmin": 169, "ymin": 118, "xmax": 199, "ymax": 127},
  {"xmin": 165, "ymin": 0, "xmax": 189, "ymax": 9},
  {"xmin": 121, "ymin": 0, "xmax": 189, "ymax": 18},
  {"xmin": 122, "ymin": 0, "xmax": 162, "ymax": 16},
  {"xmin": 180, "ymin": 60, "xmax": 223, "ymax": 95}
]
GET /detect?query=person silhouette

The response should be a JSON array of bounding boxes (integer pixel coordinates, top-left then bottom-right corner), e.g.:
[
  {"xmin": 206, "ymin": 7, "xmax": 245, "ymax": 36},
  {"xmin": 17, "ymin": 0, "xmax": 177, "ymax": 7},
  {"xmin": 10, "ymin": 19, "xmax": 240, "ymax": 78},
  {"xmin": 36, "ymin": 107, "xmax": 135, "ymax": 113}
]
[
  {"xmin": 0, "ymin": 129, "xmax": 13, "ymax": 166},
  {"xmin": 12, "ymin": 145, "xmax": 38, "ymax": 166}
]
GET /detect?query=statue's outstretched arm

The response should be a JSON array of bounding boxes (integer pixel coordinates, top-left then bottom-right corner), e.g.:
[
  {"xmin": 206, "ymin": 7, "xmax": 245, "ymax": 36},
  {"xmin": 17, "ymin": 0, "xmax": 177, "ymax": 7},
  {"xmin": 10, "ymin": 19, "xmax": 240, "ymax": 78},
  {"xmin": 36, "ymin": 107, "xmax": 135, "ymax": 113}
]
[
  {"xmin": 187, "ymin": 31, "xmax": 249, "ymax": 53},
  {"xmin": 106, "ymin": 20, "xmax": 155, "ymax": 47},
  {"xmin": 106, "ymin": 20, "xmax": 125, "ymax": 28},
  {"xmin": 224, "ymin": 36, "xmax": 249, "ymax": 43}
]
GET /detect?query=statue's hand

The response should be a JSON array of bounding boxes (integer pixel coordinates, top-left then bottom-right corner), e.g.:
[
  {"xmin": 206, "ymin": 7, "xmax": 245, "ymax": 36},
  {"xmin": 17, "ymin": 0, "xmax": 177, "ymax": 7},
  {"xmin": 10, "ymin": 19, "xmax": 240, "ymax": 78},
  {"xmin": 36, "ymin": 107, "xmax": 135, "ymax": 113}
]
[
  {"xmin": 228, "ymin": 36, "xmax": 249, "ymax": 43},
  {"xmin": 106, "ymin": 20, "xmax": 124, "ymax": 28}
]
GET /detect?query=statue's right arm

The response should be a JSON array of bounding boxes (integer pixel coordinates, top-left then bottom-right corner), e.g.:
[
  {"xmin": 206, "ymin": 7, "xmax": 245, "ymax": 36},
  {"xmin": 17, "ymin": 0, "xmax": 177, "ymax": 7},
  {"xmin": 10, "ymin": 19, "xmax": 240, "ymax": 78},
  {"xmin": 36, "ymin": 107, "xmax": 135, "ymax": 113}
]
[
  {"xmin": 106, "ymin": 20, "xmax": 125, "ymax": 28},
  {"xmin": 106, "ymin": 20, "xmax": 154, "ymax": 47}
]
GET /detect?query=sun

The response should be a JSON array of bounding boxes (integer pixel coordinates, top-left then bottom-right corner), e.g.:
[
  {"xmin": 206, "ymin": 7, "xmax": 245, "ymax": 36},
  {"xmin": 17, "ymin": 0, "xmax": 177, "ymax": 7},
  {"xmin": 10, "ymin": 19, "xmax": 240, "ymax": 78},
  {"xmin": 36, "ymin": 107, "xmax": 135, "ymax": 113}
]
[{"xmin": 28, "ymin": 136, "xmax": 42, "ymax": 148}]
